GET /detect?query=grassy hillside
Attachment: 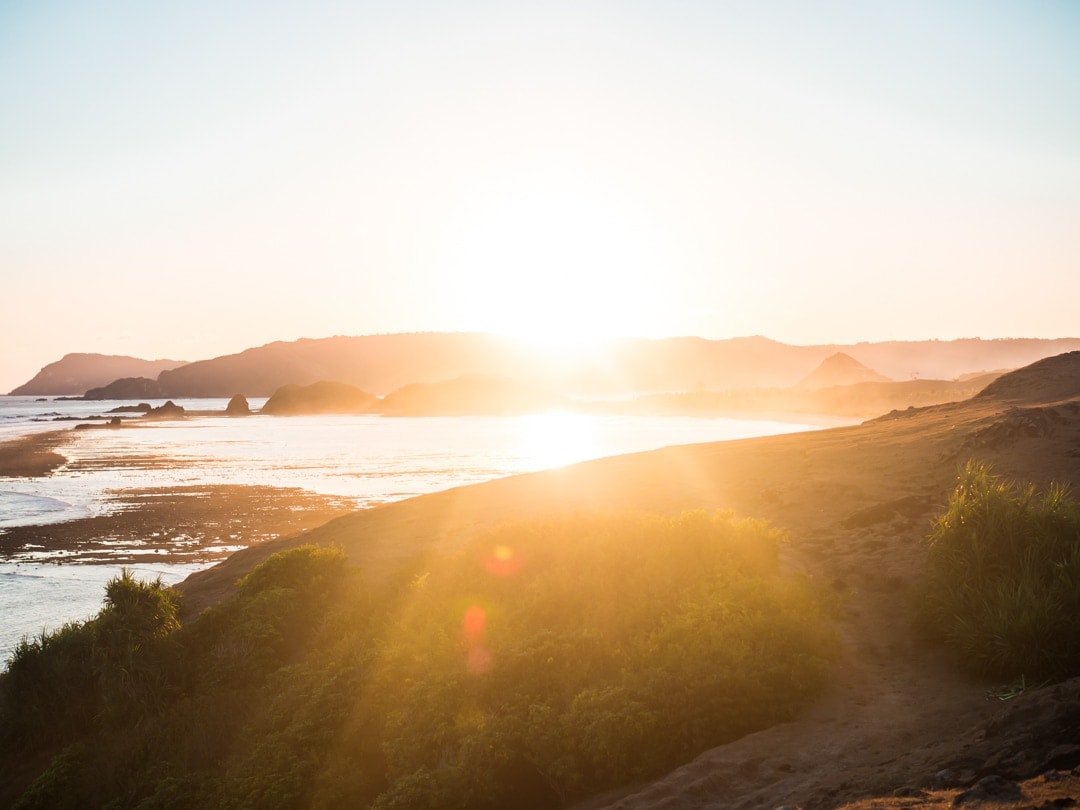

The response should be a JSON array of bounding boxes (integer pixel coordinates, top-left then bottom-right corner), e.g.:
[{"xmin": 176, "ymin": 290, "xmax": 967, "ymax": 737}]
[{"xmin": 0, "ymin": 511, "xmax": 837, "ymax": 809}]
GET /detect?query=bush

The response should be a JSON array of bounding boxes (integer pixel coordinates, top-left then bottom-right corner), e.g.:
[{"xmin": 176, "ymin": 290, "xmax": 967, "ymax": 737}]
[
  {"xmin": 920, "ymin": 462, "xmax": 1080, "ymax": 679},
  {"xmin": 370, "ymin": 510, "xmax": 837, "ymax": 804},
  {"xmin": 2, "ymin": 518, "xmax": 836, "ymax": 809}
]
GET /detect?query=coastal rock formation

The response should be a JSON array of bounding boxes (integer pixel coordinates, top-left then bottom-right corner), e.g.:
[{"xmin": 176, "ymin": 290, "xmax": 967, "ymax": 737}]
[
  {"xmin": 144, "ymin": 400, "xmax": 185, "ymax": 419},
  {"xmin": 10, "ymin": 354, "xmax": 186, "ymax": 396},
  {"xmin": 260, "ymin": 381, "xmax": 378, "ymax": 415},
  {"xmin": 379, "ymin": 374, "xmax": 565, "ymax": 416},
  {"xmin": 225, "ymin": 394, "xmax": 251, "ymax": 416}
]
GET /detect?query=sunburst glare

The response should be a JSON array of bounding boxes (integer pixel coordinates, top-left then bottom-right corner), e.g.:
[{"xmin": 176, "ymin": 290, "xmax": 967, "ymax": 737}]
[{"xmin": 516, "ymin": 411, "xmax": 599, "ymax": 470}]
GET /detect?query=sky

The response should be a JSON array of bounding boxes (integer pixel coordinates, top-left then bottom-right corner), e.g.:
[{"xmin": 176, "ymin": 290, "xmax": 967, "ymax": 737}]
[{"xmin": 1, "ymin": 0, "xmax": 1079, "ymax": 392}]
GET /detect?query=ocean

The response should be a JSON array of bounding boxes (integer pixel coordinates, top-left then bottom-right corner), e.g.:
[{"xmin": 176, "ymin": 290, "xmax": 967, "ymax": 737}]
[{"xmin": 0, "ymin": 396, "xmax": 832, "ymax": 663}]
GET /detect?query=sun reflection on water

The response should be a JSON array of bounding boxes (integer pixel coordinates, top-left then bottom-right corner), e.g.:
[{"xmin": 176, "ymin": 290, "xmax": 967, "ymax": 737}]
[{"xmin": 516, "ymin": 411, "xmax": 598, "ymax": 471}]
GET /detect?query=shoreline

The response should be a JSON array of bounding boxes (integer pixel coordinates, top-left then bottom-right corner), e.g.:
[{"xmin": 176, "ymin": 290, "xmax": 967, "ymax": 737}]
[
  {"xmin": 0, "ymin": 484, "xmax": 355, "ymax": 567},
  {"xmin": 0, "ymin": 430, "xmax": 74, "ymax": 478}
]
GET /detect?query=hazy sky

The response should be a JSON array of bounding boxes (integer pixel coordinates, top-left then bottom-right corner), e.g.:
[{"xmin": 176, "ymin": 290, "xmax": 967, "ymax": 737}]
[{"xmin": 2, "ymin": 0, "xmax": 1078, "ymax": 391}]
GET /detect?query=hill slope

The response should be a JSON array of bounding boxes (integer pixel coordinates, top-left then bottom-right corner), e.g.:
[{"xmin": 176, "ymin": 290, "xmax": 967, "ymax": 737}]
[
  {"xmin": 9, "ymin": 354, "xmax": 187, "ymax": 396},
  {"xmin": 64, "ymin": 333, "xmax": 1080, "ymax": 398},
  {"xmin": 797, "ymin": 351, "xmax": 891, "ymax": 389},
  {"xmin": 179, "ymin": 351, "xmax": 1080, "ymax": 809}
]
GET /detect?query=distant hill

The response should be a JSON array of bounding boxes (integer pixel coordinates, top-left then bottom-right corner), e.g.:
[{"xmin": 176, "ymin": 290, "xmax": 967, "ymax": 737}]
[
  {"xmin": 797, "ymin": 352, "xmax": 890, "ymax": 390},
  {"xmin": 9, "ymin": 354, "xmax": 187, "ymax": 396},
  {"xmin": 975, "ymin": 351, "xmax": 1080, "ymax": 404},
  {"xmin": 629, "ymin": 372, "xmax": 1005, "ymax": 420},
  {"xmin": 147, "ymin": 334, "xmax": 1080, "ymax": 398},
  {"xmin": 261, "ymin": 381, "xmax": 378, "ymax": 415},
  {"xmin": 380, "ymin": 374, "xmax": 565, "ymax": 416},
  {"xmin": 18, "ymin": 335, "xmax": 1080, "ymax": 400}
]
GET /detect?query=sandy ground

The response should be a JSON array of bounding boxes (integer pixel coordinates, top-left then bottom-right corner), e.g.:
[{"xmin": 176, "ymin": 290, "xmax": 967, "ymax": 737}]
[
  {"xmin": 0, "ymin": 430, "xmax": 74, "ymax": 478},
  {"xmin": 5, "ymin": 354, "xmax": 1080, "ymax": 807},
  {"xmin": 178, "ymin": 355, "xmax": 1080, "ymax": 809}
]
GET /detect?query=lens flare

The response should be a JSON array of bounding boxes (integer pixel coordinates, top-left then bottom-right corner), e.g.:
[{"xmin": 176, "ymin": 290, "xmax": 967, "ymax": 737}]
[
  {"xmin": 484, "ymin": 543, "xmax": 524, "ymax": 576},
  {"xmin": 461, "ymin": 605, "xmax": 494, "ymax": 675},
  {"xmin": 462, "ymin": 605, "xmax": 486, "ymax": 643}
]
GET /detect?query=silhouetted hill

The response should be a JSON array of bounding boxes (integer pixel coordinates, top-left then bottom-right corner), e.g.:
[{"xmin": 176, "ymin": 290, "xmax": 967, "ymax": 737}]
[
  {"xmin": 630, "ymin": 373, "xmax": 1004, "ymax": 420},
  {"xmin": 145, "ymin": 335, "xmax": 1080, "ymax": 398},
  {"xmin": 797, "ymin": 352, "xmax": 890, "ymax": 390},
  {"xmin": 84, "ymin": 377, "xmax": 164, "ymax": 400},
  {"xmin": 10, "ymin": 354, "xmax": 186, "ymax": 396},
  {"xmin": 845, "ymin": 338, "xmax": 1080, "ymax": 382},
  {"xmin": 26, "ymin": 335, "xmax": 1080, "ymax": 400},
  {"xmin": 380, "ymin": 374, "xmax": 565, "ymax": 416},
  {"xmin": 975, "ymin": 351, "xmax": 1080, "ymax": 404},
  {"xmin": 261, "ymin": 381, "xmax": 378, "ymax": 415}
]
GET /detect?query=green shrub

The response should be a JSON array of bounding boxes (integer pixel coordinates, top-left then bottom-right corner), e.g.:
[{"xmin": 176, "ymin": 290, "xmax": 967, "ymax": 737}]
[
  {"xmin": 370, "ymin": 510, "xmax": 836, "ymax": 804},
  {"xmin": 921, "ymin": 462, "xmax": 1080, "ymax": 679},
  {"xmin": 2, "ymin": 518, "xmax": 836, "ymax": 809}
]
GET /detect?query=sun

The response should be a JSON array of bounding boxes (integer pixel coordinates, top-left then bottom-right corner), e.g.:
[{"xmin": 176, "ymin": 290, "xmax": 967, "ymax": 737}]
[
  {"xmin": 445, "ymin": 170, "xmax": 663, "ymax": 346},
  {"xmin": 516, "ymin": 411, "xmax": 599, "ymax": 470}
]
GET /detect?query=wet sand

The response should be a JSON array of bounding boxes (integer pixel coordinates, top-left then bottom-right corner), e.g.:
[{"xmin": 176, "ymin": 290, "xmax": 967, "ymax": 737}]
[
  {"xmin": 0, "ymin": 430, "xmax": 73, "ymax": 477},
  {"xmin": 0, "ymin": 484, "xmax": 355, "ymax": 565},
  {"xmin": 0, "ymin": 428, "xmax": 355, "ymax": 566}
]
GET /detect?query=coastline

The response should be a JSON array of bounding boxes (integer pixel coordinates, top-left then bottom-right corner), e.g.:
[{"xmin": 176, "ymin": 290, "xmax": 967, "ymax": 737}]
[
  {"xmin": 0, "ymin": 484, "xmax": 355, "ymax": 565},
  {"xmin": 0, "ymin": 430, "xmax": 74, "ymax": 478}
]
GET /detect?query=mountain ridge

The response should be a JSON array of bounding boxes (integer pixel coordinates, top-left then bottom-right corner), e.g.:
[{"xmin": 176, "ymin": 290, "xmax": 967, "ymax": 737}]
[
  {"xmin": 9, "ymin": 353, "xmax": 188, "ymax": 396},
  {"xmin": 12, "ymin": 334, "xmax": 1080, "ymax": 399}
]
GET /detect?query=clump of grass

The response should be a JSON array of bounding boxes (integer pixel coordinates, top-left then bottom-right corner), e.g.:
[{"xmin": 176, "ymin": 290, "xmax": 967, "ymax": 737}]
[{"xmin": 920, "ymin": 461, "xmax": 1080, "ymax": 680}]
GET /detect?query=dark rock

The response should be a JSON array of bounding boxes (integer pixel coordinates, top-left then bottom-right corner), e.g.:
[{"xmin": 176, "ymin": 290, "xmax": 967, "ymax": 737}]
[
  {"xmin": 107, "ymin": 403, "xmax": 153, "ymax": 414},
  {"xmin": 933, "ymin": 769, "xmax": 960, "ymax": 789},
  {"xmin": 225, "ymin": 394, "xmax": 251, "ymax": 416},
  {"xmin": 893, "ymin": 786, "xmax": 929, "ymax": 798},
  {"xmin": 952, "ymin": 775, "xmax": 1024, "ymax": 805},
  {"xmin": 145, "ymin": 401, "xmax": 185, "ymax": 419}
]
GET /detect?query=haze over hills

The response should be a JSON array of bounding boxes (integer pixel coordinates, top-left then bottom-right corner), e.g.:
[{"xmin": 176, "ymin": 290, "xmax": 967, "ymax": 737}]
[
  {"xmin": 9, "ymin": 354, "xmax": 187, "ymax": 396},
  {"xmin": 10, "ymin": 334, "xmax": 1080, "ymax": 400},
  {"xmin": 796, "ymin": 352, "xmax": 891, "ymax": 390}
]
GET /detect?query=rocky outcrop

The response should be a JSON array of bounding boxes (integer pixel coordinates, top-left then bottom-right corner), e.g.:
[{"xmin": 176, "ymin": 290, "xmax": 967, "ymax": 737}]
[
  {"xmin": 261, "ymin": 382, "xmax": 378, "ymax": 415},
  {"xmin": 144, "ymin": 401, "xmax": 185, "ymax": 419},
  {"xmin": 225, "ymin": 395, "xmax": 251, "ymax": 416},
  {"xmin": 10, "ymin": 354, "xmax": 186, "ymax": 396}
]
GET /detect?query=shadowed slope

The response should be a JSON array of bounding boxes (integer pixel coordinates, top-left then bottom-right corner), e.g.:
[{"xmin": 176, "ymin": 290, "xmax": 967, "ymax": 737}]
[{"xmin": 976, "ymin": 350, "xmax": 1080, "ymax": 404}]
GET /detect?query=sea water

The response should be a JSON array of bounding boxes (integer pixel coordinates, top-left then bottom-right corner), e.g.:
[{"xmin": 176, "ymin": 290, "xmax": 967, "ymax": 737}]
[{"xmin": 0, "ymin": 396, "xmax": 834, "ymax": 663}]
